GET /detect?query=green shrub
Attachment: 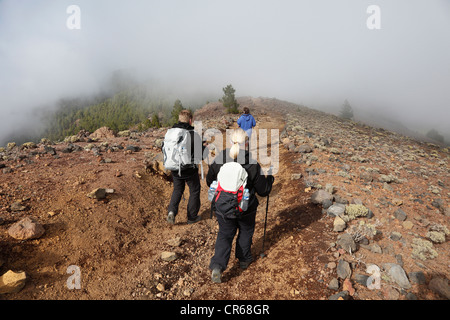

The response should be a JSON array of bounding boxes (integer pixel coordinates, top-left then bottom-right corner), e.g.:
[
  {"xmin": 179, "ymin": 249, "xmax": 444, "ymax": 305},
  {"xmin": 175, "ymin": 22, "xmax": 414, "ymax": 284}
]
[
  {"xmin": 345, "ymin": 204, "xmax": 369, "ymax": 220},
  {"xmin": 411, "ymin": 238, "xmax": 438, "ymax": 260}
]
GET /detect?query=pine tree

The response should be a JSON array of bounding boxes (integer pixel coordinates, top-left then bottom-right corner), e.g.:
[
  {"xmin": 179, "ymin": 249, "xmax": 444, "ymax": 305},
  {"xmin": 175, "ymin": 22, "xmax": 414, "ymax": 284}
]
[
  {"xmin": 171, "ymin": 99, "xmax": 183, "ymax": 124},
  {"xmin": 151, "ymin": 114, "xmax": 161, "ymax": 128},
  {"xmin": 339, "ymin": 99, "xmax": 354, "ymax": 120},
  {"xmin": 221, "ymin": 84, "xmax": 240, "ymax": 114}
]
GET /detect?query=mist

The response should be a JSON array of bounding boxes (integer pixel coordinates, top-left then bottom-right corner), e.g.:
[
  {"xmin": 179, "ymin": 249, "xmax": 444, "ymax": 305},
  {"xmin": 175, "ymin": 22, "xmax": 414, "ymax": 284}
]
[{"xmin": 1, "ymin": 0, "xmax": 449, "ymax": 145}]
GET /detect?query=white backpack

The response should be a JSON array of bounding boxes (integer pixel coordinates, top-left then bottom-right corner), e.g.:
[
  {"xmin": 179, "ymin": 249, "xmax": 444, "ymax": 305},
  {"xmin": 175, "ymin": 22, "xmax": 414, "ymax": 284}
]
[
  {"xmin": 163, "ymin": 128, "xmax": 192, "ymax": 175},
  {"xmin": 217, "ymin": 162, "xmax": 248, "ymax": 192}
]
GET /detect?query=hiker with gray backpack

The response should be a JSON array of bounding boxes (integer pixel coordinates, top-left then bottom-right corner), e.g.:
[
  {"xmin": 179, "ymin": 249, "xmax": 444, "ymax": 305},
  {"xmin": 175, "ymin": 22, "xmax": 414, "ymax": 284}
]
[
  {"xmin": 206, "ymin": 128, "xmax": 274, "ymax": 283},
  {"xmin": 163, "ymin": 109, "xmax": 205, "ymax": 225}
]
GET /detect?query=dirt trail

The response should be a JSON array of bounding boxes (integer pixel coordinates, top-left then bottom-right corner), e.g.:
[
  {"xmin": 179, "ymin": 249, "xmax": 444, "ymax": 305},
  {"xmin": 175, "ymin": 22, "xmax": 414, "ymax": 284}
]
[
  {"xmin": 191, "ymin": 110, "xmax": 334, "ymax": 299},
  {"xmin": 0, "ymin": 107, "xmax": 334, "ymax": 300},
  {"xmin": 5, "ymin": 98, "xmax": 446, "ymax": 301}
]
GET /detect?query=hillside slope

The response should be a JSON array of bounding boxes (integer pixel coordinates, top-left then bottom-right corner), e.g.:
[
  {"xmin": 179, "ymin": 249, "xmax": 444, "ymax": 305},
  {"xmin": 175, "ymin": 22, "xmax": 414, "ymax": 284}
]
[{"xmin": 0, "ymin": 97, "xmax": 448, "ymax": 300}]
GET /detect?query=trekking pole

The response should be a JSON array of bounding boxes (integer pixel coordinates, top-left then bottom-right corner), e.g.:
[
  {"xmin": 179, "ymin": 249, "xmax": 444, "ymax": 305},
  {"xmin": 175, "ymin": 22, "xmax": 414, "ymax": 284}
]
[
  {"xmin": 260, "ymin": 166, "xmax": 273, "ymax": 258},
  {"xmin": 260, "ymin": 194, "xmax": 269, "ymax": 258},
  {"xmin": 206, "ymin": 144, "xmax": 214, "ymax": 220}
]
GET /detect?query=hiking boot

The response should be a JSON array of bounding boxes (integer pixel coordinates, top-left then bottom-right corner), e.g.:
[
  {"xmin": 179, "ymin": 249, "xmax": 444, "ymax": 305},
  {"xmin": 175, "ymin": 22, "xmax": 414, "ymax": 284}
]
[
  {"xmin": 167, "ymin": 211, "xmax": 175, "ymax": 225},
  {"xmin": 239, "ymin": 260, "xmax": 252, "ymax": 270},
  {"xmin": 187, "ymin": 216, "xmax": 201, "ymax": 224},
  {"xmin": 211, "ymin": 268, "xmax": 222, "ymax": 283}
]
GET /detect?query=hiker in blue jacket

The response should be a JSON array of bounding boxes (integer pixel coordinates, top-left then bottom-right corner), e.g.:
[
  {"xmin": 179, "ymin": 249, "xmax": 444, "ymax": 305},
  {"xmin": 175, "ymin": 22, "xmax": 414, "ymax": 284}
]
[{"xmin": 237, "ymin": 107, "xmax": 256, "ymax": 139}]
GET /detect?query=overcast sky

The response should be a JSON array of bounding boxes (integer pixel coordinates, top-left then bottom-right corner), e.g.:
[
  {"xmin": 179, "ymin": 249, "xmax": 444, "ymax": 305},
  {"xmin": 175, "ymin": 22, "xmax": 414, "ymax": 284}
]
[{"xmin": 1, "ymin": 0, "xmax": 449, "ymax": 142}]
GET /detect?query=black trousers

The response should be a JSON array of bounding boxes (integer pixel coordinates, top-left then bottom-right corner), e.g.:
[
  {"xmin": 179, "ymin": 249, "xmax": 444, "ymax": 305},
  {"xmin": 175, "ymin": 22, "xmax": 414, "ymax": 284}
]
[
  {"xmin": 168, "ymin": 172, "xmax": 201, "ymax": 221},
  {"xmin": 209, "ymin": 210, "xmax": 256, "ymax": 271}
]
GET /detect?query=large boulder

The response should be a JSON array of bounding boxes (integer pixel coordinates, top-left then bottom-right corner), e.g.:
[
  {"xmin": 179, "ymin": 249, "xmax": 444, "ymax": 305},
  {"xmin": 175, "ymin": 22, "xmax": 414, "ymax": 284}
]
[
  {"xmin": 87, "ymin": 188, "xmax": 114, "ymax": 200},
  {"xmin": 296, "ymin": 144, "xmax": 313, "ymax": 153},
  {"xmin": 90, "ymin": 127, "xmax": 116, "ymax": 140},
  {"xmin": 333, "ymin": 216, "xmax": 346, "ymax": 232},
  {"xmin": 327, "ymin": 204, "xmax": 346, "ymax": 217},
  {"xmin": 144, "ymin": 153, "xmax": 171, "ymax": 178},
  {"xmin": 8, "ymin": 217, "xmax": 45, "ymax": 240},
  {"xmin": 428, "ymin": 277, "xmax": 450, "ymax": 299},
  {"xmin": 311, "ymin": 190, "xmax": 333, "ymax": 205},
  {"xmin": 0, "ymin": 270, "xmax": 27, "ymax": 294},
  {"xmin": 161, "ymin": 251, "xmax": 177, "ymax": 262},
  {"xmin": 336, "ymin": 233, "xmax": 357, "ymax": 253},
  {"xmin": 87, "ymin": 188, "xmax": 107, "ymax": 200},
  {"xmin": 337, "ymin": 259, "xmax": 352, "ymax": 279},
  {"xmin": 10, "ymin": 202, "xmax": 26, "ymax": 212},
  {"xmin": 387, "ymin": 264, "xmax": 411, "ymax": 289}
]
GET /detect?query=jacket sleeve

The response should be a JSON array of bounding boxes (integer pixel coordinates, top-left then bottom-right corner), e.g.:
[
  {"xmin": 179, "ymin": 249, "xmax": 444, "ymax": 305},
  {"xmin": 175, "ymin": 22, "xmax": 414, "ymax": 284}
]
[
  {"xmin": 206, "ymin": 163, "xmax": 218, "ymax": 187},
  {"xmin": 237, "ymin": 116, "xmax": 242, "ymax": 127},
  {"xmin": 252, "ymin": 115, "xmax": 256, "ymax": 127},
  {"xmin": 251, "ymin": 164, "xmax": 273, "ymax": 197}
]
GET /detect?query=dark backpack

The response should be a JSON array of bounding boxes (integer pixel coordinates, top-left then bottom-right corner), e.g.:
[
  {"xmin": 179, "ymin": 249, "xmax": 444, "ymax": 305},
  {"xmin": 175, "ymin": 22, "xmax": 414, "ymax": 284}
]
[{"xmin": 212, "ymin": 162, "xmax": 248, "ymax": 218}]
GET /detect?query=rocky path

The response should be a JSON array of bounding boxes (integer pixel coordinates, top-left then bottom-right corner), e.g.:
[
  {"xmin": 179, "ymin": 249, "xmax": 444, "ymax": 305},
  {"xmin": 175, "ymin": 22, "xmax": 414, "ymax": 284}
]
[
  {"xmin": 190, "ymin": 110, "xmax": 334, "ymax": 300},
  {"xmin": 0, "ymin": 97, "xmax": 448, "ymax": 300}
]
